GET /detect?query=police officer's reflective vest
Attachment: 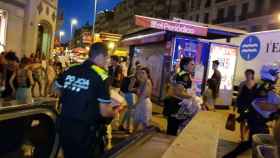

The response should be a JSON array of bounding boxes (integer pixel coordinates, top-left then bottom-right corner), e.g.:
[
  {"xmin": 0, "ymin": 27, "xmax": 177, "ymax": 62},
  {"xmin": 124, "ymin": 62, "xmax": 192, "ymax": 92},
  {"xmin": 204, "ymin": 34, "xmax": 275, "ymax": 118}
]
[
  {"xmin": 174, "ymin": 70, "xmax": 192, "ymax": 89},
  {"xmin": 69, "ymin": 63, "xmax": 109, "ymax": 81},
  {"xmin": 91, "ymin": 65, "xmax": 108, "ymax": 81}
]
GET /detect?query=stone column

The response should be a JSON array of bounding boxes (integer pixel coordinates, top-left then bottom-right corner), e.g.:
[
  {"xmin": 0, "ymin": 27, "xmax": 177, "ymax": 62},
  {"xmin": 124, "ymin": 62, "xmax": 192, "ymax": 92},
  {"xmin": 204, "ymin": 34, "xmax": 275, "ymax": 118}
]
[{"xmin": 22, "ymin": 0, "xmax": 39, "ymax": 57}]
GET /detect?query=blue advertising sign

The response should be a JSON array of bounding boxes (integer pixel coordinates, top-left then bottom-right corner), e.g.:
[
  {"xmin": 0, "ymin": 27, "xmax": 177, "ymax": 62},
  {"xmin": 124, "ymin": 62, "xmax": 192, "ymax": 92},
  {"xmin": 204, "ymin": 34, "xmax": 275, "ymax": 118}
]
[
  {"xmin": 240, "ymin": 35, "xmax": 261, "ymax": 61},
  {"xmin": 172, "ymin": 37, "xmax": 198, "ymax": 66},
  {"xmin": 172, "ymin": 37, "xmax": 209, "ymax": 67},
  {"xmin": 171, "ymin": 37, "xmax": 210, "ymax": 95}
]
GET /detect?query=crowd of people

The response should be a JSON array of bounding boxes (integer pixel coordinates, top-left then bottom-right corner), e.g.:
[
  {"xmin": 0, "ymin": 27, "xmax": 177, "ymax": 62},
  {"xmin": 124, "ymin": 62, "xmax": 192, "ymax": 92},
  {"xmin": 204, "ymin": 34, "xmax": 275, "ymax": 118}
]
[
  {"xmin": 0, "ymin": 51, "xmax": 65, "ymax": 103},
  {"xmin": 108, "ymin": 55, "xmax": 153, "ymax": 133},
  {"xmin": 1, "ymin": 42, "xmax": 280, "ymax": 158},
  {"xmin": 52, "ymin": 43, "xmax": 156, "ymax": 157},
  {"xmin": 0, "ymin": 46, "xmax": 155, "ymax": 157}
]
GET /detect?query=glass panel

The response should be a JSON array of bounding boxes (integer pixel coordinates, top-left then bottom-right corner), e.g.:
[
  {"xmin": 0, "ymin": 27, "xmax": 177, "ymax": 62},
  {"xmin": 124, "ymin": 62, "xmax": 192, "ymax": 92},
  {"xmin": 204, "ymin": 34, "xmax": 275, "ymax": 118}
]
[{"xmin": 0, "ymin": 10, "xmax": 7, "ymax": 52}]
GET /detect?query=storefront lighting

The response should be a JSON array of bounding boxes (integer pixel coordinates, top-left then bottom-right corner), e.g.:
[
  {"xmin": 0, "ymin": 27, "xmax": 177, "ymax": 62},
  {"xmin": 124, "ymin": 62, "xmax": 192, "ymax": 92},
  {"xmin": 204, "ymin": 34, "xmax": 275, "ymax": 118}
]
[
  {"xmin": 59, "ymin": 31, "xmax": 65, "ymax": 36},
  {"xmin": 108, "ymin": 42, "xmax": 115, "ymax": 49},
  {"xmin": 94, "ymin": 33, "xmax": 100, "ymax": 38},
  {"xmin": 59, "ymin": 31, "xmax": 65, "ymax": 41}
]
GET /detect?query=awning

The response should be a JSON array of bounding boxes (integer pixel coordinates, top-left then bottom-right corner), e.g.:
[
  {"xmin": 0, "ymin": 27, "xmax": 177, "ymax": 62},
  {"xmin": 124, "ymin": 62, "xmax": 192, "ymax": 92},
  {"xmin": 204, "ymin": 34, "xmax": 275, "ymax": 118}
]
[
  {"xmin": 122, "ymin": 15, "xmax": 248, "ymax": 46},
  {"xmin": 122, "ymin": 31, "xmax": 166, "ymax": 46}
]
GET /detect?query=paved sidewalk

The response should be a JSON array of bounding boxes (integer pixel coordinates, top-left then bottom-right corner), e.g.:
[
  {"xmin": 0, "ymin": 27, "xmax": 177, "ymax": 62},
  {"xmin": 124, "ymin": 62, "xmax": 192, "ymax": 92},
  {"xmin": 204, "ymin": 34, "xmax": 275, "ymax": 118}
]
[
  {"xmin": 151, "ymin": 104, "xmax": 250, "ymax": 158},
  {"xmin": 217, "ymin": 109, "xmax": 251, "ymax": 158}
]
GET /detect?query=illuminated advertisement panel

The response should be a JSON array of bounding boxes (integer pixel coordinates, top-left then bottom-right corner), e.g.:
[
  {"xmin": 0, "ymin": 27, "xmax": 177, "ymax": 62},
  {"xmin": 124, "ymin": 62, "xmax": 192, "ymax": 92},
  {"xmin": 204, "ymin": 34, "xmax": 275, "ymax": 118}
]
[
  {"xmin": 207, "ymin": 43, "xmax": 238, "ymax": 105},
  {"xmin": 172, "ymin": 37, "xmax": 210, "ymax": 95}
]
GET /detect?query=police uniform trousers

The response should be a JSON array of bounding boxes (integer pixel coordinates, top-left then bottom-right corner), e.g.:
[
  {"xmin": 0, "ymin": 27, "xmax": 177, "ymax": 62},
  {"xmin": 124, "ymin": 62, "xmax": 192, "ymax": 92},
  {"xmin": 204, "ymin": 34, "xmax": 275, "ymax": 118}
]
[
  {"xmin": 59, "ymin": 118, "xmax": 105, "ymax": 158},
  {"xmin": 166, "ymin": 116, "xmax": 184, "ymax": 136}
]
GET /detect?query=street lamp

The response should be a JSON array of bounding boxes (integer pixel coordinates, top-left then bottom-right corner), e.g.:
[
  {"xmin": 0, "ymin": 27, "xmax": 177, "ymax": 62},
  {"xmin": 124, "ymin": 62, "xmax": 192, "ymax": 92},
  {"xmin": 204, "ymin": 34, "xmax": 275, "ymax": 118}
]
[
  {"xmin": 59, "ymin": 31, "xmax": 65, "ymax": 42},
  {"xmin": 70, "ymin": 18, "xmax": 78, "ymax": 38},
  {"xmin": 92, "ymin": 0, "xmax": 98, "ymax": 35}
]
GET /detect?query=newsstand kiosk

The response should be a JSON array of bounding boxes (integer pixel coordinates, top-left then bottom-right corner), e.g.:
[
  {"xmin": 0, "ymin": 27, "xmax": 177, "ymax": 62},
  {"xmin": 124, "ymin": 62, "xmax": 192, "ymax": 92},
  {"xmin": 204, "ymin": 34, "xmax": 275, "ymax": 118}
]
[{"xmin": 122, "ymin": 15, "xmax": 247, "ymax": 106}]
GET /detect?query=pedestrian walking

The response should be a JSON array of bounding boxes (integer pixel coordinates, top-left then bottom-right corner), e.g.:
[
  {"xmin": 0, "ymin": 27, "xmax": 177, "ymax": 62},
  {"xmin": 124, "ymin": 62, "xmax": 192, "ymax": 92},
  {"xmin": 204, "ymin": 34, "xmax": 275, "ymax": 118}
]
[
  {"xmin": 2, "ymin": 52, "xmax": 19, "ymax": 100},
  {"xmin": 120, "ymin": 57, "xmax": 128, "ymax": 77},
  {"xmin": 201, "ymin": 79, "xmax": 219, "ymax": 111},
  {"xmin": 53, "ymin": 43, "xmax": 116, "ymax": 158},
  {"xmin": 210, "ymin": 60, "xmax": 222, "ymax": 96},
  {"xmin": 119, "ymin": 71, "xmax": 137, "ymax": 133},
  {"xmin": 130, "ymin": 60, "xmax": 140, "ymax": 76},
  {"xmin": 9, "ymin": 57, "xmax": 34, "ymax": 104},
  {"xmin": 133, "ymin": 67, "xmax": 153, "ymax": 131},
  {"xmin": 108, "ymin": 56, "xmax": 124, "ymax": 127},
  {"xmin": 54, "ymin": 62, "xmax": 63, "ymax": 78},
  {"xmin": 30, "ymin": 56, "xmax": 45, "ymax": 97},
  {"xmin": 236, "ymin": 69, "xmax": 257, "ymax": 142},
  {"xmin": 223, "ymin": 64, "xmax": 280, "ymax": 158},
  {"xmin": 108, "ymin": 56, "xmax": 123, "ymax": 89},
  {"xmin": 44, "ymin": 60, "xmax": 56, "ymax": 97}
]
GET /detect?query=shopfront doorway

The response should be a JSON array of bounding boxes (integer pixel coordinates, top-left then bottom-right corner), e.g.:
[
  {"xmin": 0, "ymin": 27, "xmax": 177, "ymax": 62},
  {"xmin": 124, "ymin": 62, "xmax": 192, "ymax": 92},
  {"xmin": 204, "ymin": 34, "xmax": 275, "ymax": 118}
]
[{"xmin": 36, "ymin": 20, "xmax": 52, "ymax": 58}]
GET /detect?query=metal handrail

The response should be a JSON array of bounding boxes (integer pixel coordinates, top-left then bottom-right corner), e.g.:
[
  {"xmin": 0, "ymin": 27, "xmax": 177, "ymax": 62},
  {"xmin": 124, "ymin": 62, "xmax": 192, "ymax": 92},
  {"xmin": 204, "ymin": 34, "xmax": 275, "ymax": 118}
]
[{"xmin": 0, "ymin": 98, "xmax": 59, "ymax": 158}]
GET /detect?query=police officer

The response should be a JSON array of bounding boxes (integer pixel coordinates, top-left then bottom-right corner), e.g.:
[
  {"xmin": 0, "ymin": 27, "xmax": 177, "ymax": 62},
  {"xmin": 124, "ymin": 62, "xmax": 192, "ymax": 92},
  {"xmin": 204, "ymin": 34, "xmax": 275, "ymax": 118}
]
[
  {"xmin": 174, "ymin": 57, "xmax": 194, "ymax": 90},
  {"xmin": 53, "ymin": 43, "xmax": 115, "ymax": 158}
]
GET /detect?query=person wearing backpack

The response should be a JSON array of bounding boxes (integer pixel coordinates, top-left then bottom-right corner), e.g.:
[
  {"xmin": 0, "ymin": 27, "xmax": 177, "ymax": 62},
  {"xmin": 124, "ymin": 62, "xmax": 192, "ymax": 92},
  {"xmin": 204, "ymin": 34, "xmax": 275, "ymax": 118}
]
[{"xmin": 10, "ymin": 57, "xmax": 34, "ymax": 104}]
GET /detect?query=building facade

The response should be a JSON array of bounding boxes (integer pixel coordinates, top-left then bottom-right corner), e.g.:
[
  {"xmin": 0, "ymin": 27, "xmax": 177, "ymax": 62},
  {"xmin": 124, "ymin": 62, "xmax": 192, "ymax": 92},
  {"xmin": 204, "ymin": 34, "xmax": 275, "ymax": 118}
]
[
  {"xmin": 71, "ymin": 23, "xmax": 92, "ymax": 49},
  {"xmin": 184, "ymin": 0, "xmax": 280, "ymax": 32},
  {"xmin": 0, "ymin": 0, "xmax": 58, "ymax": 57},
  {"xmin": 95, "ymin": 0, "xmax": 172, "ymax": 35},
  {"xmin": 95, "ymin": 10, "xmax": 114, "ymax": 34},
  {"xmin": 95, "ymin": 0, "xmax": 280, "ymax": 35}
]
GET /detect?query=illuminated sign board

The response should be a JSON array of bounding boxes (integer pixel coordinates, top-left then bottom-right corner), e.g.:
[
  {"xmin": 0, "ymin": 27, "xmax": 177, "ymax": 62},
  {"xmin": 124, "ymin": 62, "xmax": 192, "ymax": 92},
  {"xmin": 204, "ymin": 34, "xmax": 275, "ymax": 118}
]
[{"xmin": 135, "ymin": 15, "xmax": 208, "ymax": 37}]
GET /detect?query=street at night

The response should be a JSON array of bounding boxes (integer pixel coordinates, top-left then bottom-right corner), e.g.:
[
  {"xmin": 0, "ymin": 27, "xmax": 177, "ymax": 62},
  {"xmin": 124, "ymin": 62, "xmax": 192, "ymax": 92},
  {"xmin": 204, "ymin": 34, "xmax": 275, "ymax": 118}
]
[{"xmin": 0, "ymin": 0, "xmax": 280, "ymax": 158}]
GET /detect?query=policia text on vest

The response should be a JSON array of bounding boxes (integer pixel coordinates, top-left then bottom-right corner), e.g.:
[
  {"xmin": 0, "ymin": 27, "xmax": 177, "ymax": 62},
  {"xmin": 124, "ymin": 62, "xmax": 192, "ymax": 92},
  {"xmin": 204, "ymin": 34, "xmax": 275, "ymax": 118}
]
[{"xmin": 54, "ymin": 59, "xmax": 113, "ymax": 158}]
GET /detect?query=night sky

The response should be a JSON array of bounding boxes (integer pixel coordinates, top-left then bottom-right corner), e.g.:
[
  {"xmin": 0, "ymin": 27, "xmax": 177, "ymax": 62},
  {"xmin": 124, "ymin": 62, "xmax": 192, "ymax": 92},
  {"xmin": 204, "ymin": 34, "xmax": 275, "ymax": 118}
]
[{"xmin": 58, "ymin": 0, "xmax": 122, "ymax": 42}]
